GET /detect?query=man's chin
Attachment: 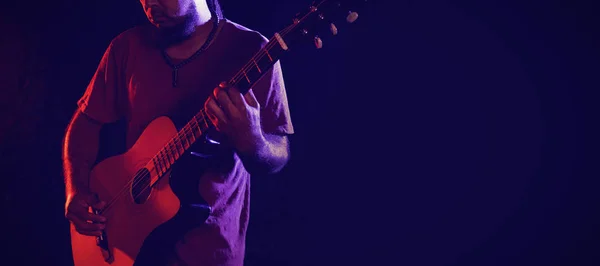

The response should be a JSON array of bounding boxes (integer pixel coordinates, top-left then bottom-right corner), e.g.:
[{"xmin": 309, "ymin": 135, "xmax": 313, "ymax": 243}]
[{"xmin": 153, "ymin": 22, "xmax": 193, "ymax": 47}]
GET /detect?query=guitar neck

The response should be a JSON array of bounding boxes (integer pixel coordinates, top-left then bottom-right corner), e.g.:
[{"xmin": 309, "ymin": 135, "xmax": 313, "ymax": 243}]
[{"xmin": 150, "ymin": 33, "xmax": 291, "ymax": 178}]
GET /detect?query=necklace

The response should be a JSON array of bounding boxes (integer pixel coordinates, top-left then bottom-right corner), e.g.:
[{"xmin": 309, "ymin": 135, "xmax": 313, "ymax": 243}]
[{"xmin": 161, "ymin": 18, "xmax": 220, "ymax": 87}]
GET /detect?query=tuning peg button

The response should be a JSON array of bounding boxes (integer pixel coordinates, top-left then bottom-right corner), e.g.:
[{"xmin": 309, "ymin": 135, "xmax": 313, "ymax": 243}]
[
  {"xmin": 346, "ymin": 11, "xmax": 359, "ymax": 23},
  {"xmin": 314, "ymin": 36, "xmax": 323, "ymax": 49},
  {"xmin": 330, "ymin": 23, "xmax": 338, "ymax": 35}
]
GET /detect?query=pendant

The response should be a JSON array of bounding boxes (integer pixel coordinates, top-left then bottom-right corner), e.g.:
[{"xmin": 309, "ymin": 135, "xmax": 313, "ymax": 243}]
[{"xmin": 172, "ymin": 68, "xmax": 178, "ymax": 87}]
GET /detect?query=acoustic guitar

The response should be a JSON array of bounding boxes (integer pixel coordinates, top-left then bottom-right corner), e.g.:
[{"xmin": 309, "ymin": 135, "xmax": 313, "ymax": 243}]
[{"xmin": 69, "ymin": 0, "xmax": 367, "ymax": 265}]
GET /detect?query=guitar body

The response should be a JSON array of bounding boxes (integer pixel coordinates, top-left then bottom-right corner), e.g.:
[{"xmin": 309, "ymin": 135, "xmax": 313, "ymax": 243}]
[{"xmin": 70, "ymin": 116, "xmax": 211, "ymax": 266}]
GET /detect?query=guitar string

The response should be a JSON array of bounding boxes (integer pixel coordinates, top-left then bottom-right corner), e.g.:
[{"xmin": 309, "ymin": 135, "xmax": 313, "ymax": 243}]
[{"xmin": 98, "ymin": 5, "xmax": 321, "ymax": 215}]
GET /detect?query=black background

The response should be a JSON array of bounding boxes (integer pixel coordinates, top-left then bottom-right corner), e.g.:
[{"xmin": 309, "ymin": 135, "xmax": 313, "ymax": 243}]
[{"xmin": 1, "ymin": 0, "xmax": 599, "ymax": 265}]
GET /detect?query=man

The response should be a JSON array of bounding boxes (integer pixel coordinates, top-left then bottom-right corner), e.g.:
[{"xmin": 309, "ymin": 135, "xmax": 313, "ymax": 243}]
[{"xmin": 62, "ymin": 0, "xmax": 294, "ymax": 265}]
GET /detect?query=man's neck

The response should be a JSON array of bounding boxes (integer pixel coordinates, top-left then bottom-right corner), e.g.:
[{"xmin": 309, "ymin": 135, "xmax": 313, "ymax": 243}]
[{"xmin": 165, "ymin": 15, "xmax": 216, "ymax": 60}]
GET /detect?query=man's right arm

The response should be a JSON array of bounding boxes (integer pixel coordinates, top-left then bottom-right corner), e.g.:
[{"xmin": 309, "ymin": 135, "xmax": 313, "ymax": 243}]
[
  {"xmin": 63, "ymin": 110, "xmax": 102, "ymax": 197},
  {"xmin": 63, "ymin": 110, "xmax": 107, "ymax": 236}
]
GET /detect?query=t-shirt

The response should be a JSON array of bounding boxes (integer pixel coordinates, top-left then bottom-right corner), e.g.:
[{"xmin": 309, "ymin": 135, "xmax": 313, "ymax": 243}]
[{"xmin": 77, "ymin": 18, "xmax": 294, "ymax": 266}]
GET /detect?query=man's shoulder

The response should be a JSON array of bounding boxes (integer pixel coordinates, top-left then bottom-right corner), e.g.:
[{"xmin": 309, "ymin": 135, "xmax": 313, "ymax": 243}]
[
  {"xmin": 221, "ymin": 19, "xmax": 269, "ymax": 47},
  {"xmin": 107, "ymin": 24, "xmax": 152, "ymax": 50}
]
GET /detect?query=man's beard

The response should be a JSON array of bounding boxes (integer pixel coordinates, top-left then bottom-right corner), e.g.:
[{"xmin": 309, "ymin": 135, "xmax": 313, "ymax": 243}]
[{"xmin": 155, "ymin": 10, "xmax": 199, "ymax": 49}]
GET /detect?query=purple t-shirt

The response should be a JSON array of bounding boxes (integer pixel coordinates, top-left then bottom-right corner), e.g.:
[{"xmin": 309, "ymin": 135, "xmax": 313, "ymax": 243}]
[{"xmin": 77, "ymin": 19, "xmax": 294, "ymax": 265}]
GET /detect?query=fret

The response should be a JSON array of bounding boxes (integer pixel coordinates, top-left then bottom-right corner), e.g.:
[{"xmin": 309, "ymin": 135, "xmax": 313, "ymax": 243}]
[
  {"xmin": 157, "ymin": 152, "xmax": 164, "ymax": 174},
  {"xmin": 152, "ymin": 158, "xmax": 160, "ymax": 175},
  {"xmin": 163, "ymin": 144, "xmax": 170, "ymax": 166},
  {"xmin": 188, "ymin": 127, "xmax": 195, "ymax": 146},
  {"xmin": 200, "ymin": 110, "xmax": 210, "ymax": 130},
  {"xmin": 177, "ymin": 134, "xmax": 186, "ymax": 153},
  {"xmin": 191, "ymin": 115, "xmax": 198, "ymax": 135},
  {"xmin": 252, "ymin": 58, "xmax": 262, "ymax": 73},
  {"xmin": 171, "ymin": 139, "xmax": 179, "ymax": 157},
  {"xmin": 152, "ymin": 157, "xmax": 160, "ymax": 176},
  {"xmin": 265, "ymin": 49, "xmax": 273, "ymax": 62},
  {"xmin": 182, "ymin": 125, "xmax": 192, "ymax": 149},
  {"xmin": 156, "ymin": 156, "xmax": 164, "ymax": 176},
  {"xmin": 246, "ymin": 66, "xmax": 261, "ymax": 85},
  {"xmin": 192, "ymin": 115, "xmax": 202, "ymax": 134},
  {"xmin": 196, "ymin": 112, "xmax": 203, "ymax": 126},
  {"xmin": 166, "ymin": 141, "xmax": 175, "ymax": 164},
  {"xmin": 198, "ymin": 121, "xmax": 204, "ymax": 136},
  {"xmin": 174, "ymin": 136, "xmax": 182, "ymax": 155},
  {"xmin": 188, "ymin": 124, "xmax": 197, "ymax": 143},
  {"xmin": 265, "ymin": 41, "xmax": 285, "ymax": 61},
  {"xmin": 165, "ymin": 148, "xmax": 173, "ymax": 166},
  {"xmin": 177, "ymin": 137, "xmax": 185, "ymax": 156},
  {"xmin": 175, "ymin": 142, "xmax": 181, "ymax": 159},
  {"xmin": 242, "ymin": 69, "xmax": 251, "ymax": 83},
  {"xmin": 161, "ymin": 156, "xmax": 166, "ymax": 175},
  {"xmin": 162, "ymin": 150, "xmax": 170, "ymax": 169},
  {"xmin": 159, "ymin": 150, "xmax": 169, "ymax": 170},
  {"xmin": 179, "ymin": 129, "xmax": 187, "ymax": 150},
  {"xmin": 255, "ymin": 54, "xmax": 273, "ymax": 73}
]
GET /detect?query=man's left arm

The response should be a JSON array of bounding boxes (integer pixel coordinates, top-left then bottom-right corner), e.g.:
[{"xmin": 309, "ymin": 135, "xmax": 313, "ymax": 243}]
[
  {"xmin": 205, "ymin": 61, "xmax": 294, "ymax": 175},
  {"xmin": 237, "ymin": 132, "xmax": 290, "ymax": 175}
]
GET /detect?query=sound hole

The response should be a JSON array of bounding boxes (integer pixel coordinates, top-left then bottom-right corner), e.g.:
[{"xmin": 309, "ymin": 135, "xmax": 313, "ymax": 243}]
[{"xmin": 131, "ymin": 168, "xmax": 152, "ymax": 204}]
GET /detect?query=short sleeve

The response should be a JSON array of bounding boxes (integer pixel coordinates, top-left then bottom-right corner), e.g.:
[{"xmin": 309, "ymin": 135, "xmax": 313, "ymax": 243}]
[
  {"xmin": 252, "ymin": 60, "xmax": 294, "ymax": 135},
  {"xmin": 77, "ymin": 40, "xmax": 126, "ymax": 124}
]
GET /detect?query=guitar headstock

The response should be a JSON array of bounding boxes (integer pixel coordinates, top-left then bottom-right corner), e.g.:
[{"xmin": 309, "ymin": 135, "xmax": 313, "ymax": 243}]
[{"xmin": 276, "ymin": 0, "xmax": 368, "ymax": 50}]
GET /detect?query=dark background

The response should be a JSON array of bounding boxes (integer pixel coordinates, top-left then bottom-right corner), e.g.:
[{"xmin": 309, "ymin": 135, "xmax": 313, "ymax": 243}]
[{"xmin": 1, "ymin": 0, "xmax": 599, "ymax": 265}]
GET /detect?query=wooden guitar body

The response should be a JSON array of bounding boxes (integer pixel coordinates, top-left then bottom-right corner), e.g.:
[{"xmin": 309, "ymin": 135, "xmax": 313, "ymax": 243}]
[{"xmin": 70, "ymin": 116, "xmax": 211, "ymax": 266}]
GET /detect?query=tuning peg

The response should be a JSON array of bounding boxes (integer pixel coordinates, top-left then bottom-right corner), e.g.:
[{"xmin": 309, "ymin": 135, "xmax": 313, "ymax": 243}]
[
  {"xmin": 330, "ymin": 23, "xmax": 338, "ymax": 35},
  {"xmin": 314, "ymin": 36, "xmax": 323, "ymax": 49},
  {"xmin": 346, "ymin": 11, "xmax": 359, "ymax": 23}
]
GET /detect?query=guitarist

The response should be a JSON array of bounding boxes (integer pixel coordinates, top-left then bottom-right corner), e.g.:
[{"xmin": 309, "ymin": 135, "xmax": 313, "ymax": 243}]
[{"xmin": 63, "ymin": 0, "xmax": 294, "ymax": 265}]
